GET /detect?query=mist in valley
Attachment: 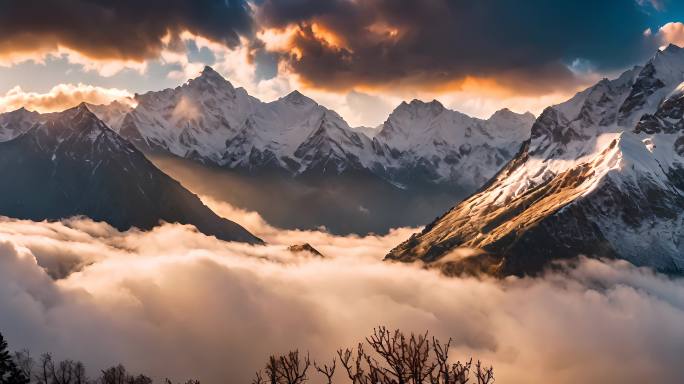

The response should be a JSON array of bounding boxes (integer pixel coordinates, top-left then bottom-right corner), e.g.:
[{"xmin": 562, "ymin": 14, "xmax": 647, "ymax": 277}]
[{"xmin": 150, "ymin": 154, "xmax": 466, "ymax": 236}]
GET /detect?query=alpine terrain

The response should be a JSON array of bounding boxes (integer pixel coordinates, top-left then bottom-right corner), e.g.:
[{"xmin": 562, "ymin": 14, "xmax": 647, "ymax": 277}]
[
  {"xmin": 0, "ymin": 103, "xmax": 261, "ymax": 244},
  {"xmin": 0, "ymin": 66, "xmax": 534, "ymax": 234},
  {"xmin": 103, "ymin": 66, "xmax": 535, "ymax": 190},
  {"xmin": 387, "ymin": 44, "xmax": 684, "ymax": 276}
]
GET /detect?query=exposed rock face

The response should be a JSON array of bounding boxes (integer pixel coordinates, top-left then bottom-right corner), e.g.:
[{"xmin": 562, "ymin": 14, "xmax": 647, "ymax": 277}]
[
  {"xmin": 0, "ymin": 104, "xmax": 262, "ymax": 244},
  {"xmin": 387, "ymin": 45, "xmax": 684, "ymax": 276},
  {"xmin": 288, "ymin": 243, "xmax": 324, "ymax": 257}
]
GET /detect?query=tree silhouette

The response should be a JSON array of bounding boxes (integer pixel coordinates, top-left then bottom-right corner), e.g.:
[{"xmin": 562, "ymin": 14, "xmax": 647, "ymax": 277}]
[
  {"xmin": 0, "ymin": 331, "xmax": 204, "ymax": 384},
  {"xmin": 254, "ymin": 326, "xmax": 495, "ymax": 384},
  {"xmin": 0, "ymin": 333, "xmax": 29, "ymax": 384},
  {"xmin": 314, "ymin": 359, "xmax": 336, "ymax": 384},
  {"xmin": 252, "ymin": 350, "xmax": 311, "ymax": 384}
]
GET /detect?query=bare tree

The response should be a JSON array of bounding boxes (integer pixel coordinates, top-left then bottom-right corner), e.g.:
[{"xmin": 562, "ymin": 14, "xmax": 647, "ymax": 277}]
[
  {"xmin": 260, "ymin": 327, "xmax": 494, "ymax": 384},
  {"xmin": 52, "ymin": 359, "xmax": 76, "ymax": 384},
  {"xmin": 474, "ymin": 361, "xmax": 494, "ymax": 384},
  {"xmin": 35, "ymin": 354, "xmax": 54, "ymax": 384},
  {"xmin": 73, "ymin": 362, "xmax": 87, "ymax": 384},
  {"xmin": 251, "ymin": 371, "xmax": 266, "ymax": 384},
  {"xmin": 314, "ymin": 358, "xmax": 336, "ymax": 384},
  {"xmin": 253, "ymin": 350, "xmax": 311, "ymax": 384},
  {"xmin": 13, "ymin": 350, "xmax": 33, "ymax": 381},
  {"xmin": 429, "ymin": 338, "xmax": 471, "ymax": 384},
  {"xmin": 100, "ymin": 364, "xmax": 127, "ymax": 384},
  {"xmin": 277, "ymin": 351, "xmax": 310, "ymax": 384}
]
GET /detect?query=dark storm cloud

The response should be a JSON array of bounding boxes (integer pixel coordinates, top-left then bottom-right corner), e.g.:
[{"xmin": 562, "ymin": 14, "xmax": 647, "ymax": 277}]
[
  {"xmin": 256, "ymin": 0, "xmax": 662, "ymax": 93},
  {"xmin": 0, "ymin": 0, "xmax": 254, "ymax": 60}
]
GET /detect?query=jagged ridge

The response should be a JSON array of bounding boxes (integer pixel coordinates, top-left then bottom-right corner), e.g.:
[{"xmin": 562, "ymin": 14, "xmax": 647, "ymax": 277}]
[{"xmin": 387, "ymin": 45, "xmax": 684, "ymax": 276}]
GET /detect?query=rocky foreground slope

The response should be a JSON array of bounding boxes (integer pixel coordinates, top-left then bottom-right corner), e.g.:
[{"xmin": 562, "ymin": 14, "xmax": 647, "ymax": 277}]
[{"xmin": 387, "ymin": 44, "xmax": 684, "ymax": 276}]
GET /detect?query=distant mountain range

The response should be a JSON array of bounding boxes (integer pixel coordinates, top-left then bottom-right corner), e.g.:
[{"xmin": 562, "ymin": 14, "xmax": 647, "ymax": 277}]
[
  {"xmin": 387, "ymin": 44, "xmax": 684, "ymax": 276},
  {"xmin": 0, "ymin": 104, "xmax": 261, "ymax": 244},
  {"xmin": 0, "ymin": 66, "xmax": 535, "ymax": 235},
  {"xmin": 80, "ymin": 66, "xmax": 534, "ymax": 191}
]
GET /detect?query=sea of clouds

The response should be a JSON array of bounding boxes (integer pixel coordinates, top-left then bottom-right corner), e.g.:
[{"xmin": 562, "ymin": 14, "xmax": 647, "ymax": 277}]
[{"xmin": 0, "ymin": 198, "xmax": 683, "ymax": 383}]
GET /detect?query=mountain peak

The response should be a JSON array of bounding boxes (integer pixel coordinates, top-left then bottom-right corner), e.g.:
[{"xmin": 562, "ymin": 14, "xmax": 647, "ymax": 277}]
[
  {"xmin": 52, "ymin": 103, "xmax": 112, "ymax": 140},
  {"xmin": 76, "ymin": 101, "xmax": 91, "ymax": 112},
  {"xmin": 662, "ymin": 43, "xmax": 682, "ymax": 54},
  {"xmin": 200, "ymin": 65, "xmax": 222, "ymax": 78},
  {"xmin": 282, "ymin": 90, "xmax": 315, "ymax": 105},
  {"xmin": 189, "ymin": 65, "xmax": 234, "ymax": 91},
  {"xmin": 489, "ymin": 108, "xmax": 535, "ymax": 122},
  {"xmin": 66, "ymin": 102, "xmax": 97, "ymax": 120},
  {"xmin": 5, "ymin": 106, "xmax": 37, "ymax": 117},
  {"xmin": 489, "ymin": 107, "xmax": 513, "ymax": 118},
  {"xmin": 391, "ymin": 99, "xmax": 445, "ymax": 118},
  {"xmin": 410, "ymin": 98, "xmax": 444, "ymax": 109}
]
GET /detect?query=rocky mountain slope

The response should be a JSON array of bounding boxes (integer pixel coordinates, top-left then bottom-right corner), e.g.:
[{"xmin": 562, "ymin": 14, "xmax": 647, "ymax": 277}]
[
  {"xmin": 0, "ymin": 103, "xmax": 261, "ymax": 244},
  {"xmin": 387, "ymin": 44, "xmax": 684, "ymax": 276}
]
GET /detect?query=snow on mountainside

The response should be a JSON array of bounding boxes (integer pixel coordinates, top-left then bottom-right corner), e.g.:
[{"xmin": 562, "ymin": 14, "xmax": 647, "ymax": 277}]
[
  {"xmin": 0, "ymin": 107, "xmax": 42, "ymax": 141},
  {"xmin": 0, "ymin": 103, "xmax": 261, "ymax": 244},
  {"xmin": 0, "ymin": 67, "xmax": 535, "ymax": 235},
  {"xmin": 117, "ymin": 66, "xmax": 261, "ymax": 162},
  {"xmin": 387, "ymin": 44, "xmax": 684, "ymax": 276},
  {"xmin": 85, "ymin": 100, "xmax": 133, "ymax": 130},
  {"xmin": 42, "ymin": 66, "xmax": 533, "ymax": 190},
  {"xmin": 222, "ymin": 90, "xmax": 375, "ymax": 175},
  {"xmin": 353, "ymin": 125, "xmax": 382, "ymax": 138},
  {"xmin": 374, "ymin": 100, "xmax": 535, "ymax": 189}
]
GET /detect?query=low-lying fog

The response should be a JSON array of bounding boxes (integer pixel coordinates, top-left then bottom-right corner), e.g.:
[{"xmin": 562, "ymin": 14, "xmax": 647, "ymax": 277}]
[
  {"xmin": 150, "ymin": 154, "xmax": 465, "ymax": 235},
  {"xmin": 1, "ymin": 195, "xmax": 683, "ymax": 383}
]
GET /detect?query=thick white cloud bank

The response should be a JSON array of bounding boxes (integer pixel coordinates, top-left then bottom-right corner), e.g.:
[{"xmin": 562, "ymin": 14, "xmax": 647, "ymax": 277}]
[{"xmin": 0, "ymin": 206, "xmax": 683, "ymax": 384}]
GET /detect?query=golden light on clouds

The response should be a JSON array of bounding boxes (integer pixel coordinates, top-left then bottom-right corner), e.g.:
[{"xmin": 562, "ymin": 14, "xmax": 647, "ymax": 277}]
[
  {"xmin": 309, "ymin": 23, "xmax": 347, "ymax": 49},
  {"xmin": 657, "ymin": 22, "xmax": 684, "ymax": 48},
  {"xmin": 0, "ymin": 83, "xmax": 135, "ymax": 114},
  {"xmin": 367, "ymin": 22, "xmax": 401, "ymax": 39},
  {"xmin": 256, "ymin": 26, "xmax": 300, "ymax": 52}
]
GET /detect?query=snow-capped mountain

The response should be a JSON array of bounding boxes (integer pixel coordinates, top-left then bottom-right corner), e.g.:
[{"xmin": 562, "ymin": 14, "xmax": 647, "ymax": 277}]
[
  {"xmin": 85, "ymin": 100, "xmax": 133, "ymax": 130},
  {"xmin": 0, "ymin": 107, "xmax": 42, "ymax": 141},
  {"xmin": 222, "ymin": 90, "xmax": 375, "ymax": 175},
  {"xmin": 387, "ymin": 44, "xmax": 684, "ymax": 276},
  {"xmin": 0, "ymin": 67, "xmax": 535, "ymax": 235},
  {"xmin": 373, "ymin": 100, "xmax": 535, "ymax": 189},
  {"xmin": 118, "ymin": 66, "xmax": 261, "ymax": 162},
  {"xmin": 78, "ymin": 66, "xmax": 533, "ymax": 190},
  {"xmin": 0, "ymin": 103, "xmax": 261, "ymax": 244}
]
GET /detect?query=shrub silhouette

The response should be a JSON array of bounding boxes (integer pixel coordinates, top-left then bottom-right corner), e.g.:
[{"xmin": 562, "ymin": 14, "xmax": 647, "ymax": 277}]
[
  {"xmin": 253, "ymin": 326, "xmax": 494, "ymax": 384},
  {"xmin": 2, "ymin": 327, "xmax": 494, "ymax": 384}
]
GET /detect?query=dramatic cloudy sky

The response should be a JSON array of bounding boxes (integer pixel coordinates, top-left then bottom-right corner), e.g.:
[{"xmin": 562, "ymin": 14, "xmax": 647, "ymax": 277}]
[{"xmin": 1, "ymin": 0, "xmax": 684, "ymax": 126}]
